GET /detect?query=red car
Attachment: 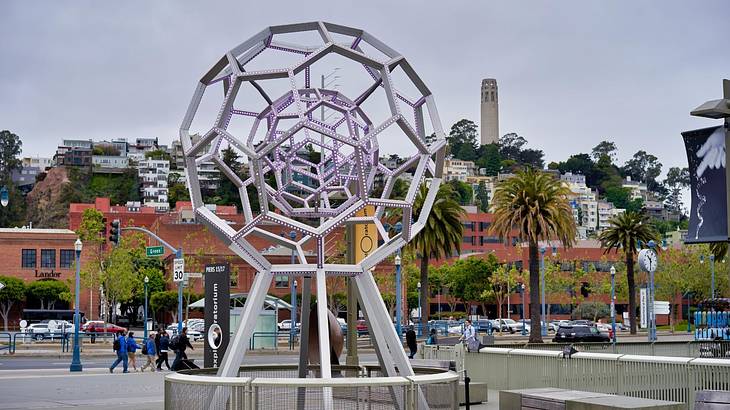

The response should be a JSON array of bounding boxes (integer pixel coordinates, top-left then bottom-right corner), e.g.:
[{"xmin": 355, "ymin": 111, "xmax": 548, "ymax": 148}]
[
  {"xmin": 84, "ymin": 322, "xmax": 127, "ymax": 335},
  {"xmin": 356, "ymin": 320, "xmax": 368, "ymax": 336}
]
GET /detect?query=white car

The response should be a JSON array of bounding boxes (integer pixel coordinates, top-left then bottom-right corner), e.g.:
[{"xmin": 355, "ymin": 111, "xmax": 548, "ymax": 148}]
[
  {"xmin": 165, "ymin": 324, "xmax": 203, "ymax": 341},
  {"xmin": 278, "ymin": 320, "xmax": 301, "ymax": 331}
]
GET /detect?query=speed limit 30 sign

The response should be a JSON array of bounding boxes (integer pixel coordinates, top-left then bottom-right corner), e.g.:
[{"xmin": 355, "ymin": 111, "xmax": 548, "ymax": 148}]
[{"xmin": 173, "ymin": 258, "xmax": 185, "ymax": 282}]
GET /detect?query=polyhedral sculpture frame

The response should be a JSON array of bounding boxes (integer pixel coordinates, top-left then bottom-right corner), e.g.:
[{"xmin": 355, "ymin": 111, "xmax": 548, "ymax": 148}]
[{"xmin": 180, "ymin": 21, "xmax": 446, "ymax": 408}]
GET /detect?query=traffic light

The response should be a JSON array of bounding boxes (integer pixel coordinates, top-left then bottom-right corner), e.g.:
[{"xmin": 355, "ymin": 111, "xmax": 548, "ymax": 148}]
[{"xmin": 109, "ymin": 219, "xmax": 120, "ymax": 246}]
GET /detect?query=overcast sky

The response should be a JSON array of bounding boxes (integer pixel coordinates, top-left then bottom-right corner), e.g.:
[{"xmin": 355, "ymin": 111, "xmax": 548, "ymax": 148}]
[{"xmin": 1, "ymin": 1, "xmax": 728, "ymax": 175}]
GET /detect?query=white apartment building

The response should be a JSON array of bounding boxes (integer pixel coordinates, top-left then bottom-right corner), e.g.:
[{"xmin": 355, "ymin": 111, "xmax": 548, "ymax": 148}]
[
  {"xmin": 622, "ymin": 176, "xmax": 648, "ymax": 200},
  {"xmin": 170, "ymin": 136, "xmax": 221, "ymax": 190},
  {"xmin": 138, "ymin": 159, "xmax": 170, "ymax": 212},
  {"xmin": 564, "ymin": 177, "xmax": 598, "ymax": 235},
  {"xmin": 92, "ymin": 155, "xmax": 129, "ymax": 171},
  {"xmin": 597, "ymin": 200, "xmax": 625, "ymax": 230},
  {"xmin": 443, "ymin": 158, "xmax": 477, "ymax": 182}
]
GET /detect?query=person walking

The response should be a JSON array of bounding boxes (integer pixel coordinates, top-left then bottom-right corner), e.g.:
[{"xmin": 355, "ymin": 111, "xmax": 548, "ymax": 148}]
[
  {"xmin": 171, "ymin": 327, "xmax": 193, "ymax": 371},
  {"xmin": 141, "ymin": 333, "xmax": 157, "ymax": 372},
  {"xmin": 126, "ymin": 331, "xmax": 141, "ymax": 371},
  {"xmin": 109, "ymin": 331, "xmax": 129, "ymax": 373},
  {"xmin": 460, "ymin": 319, "xmax": 478, "ymax": 352},
  {"xmin": 405, "ymin": 325, "xmax": 417, "ymax": 359},
  {"xmin": 426, "ymin": 328, "xmax": 438, "ymax": 345},
  {"xmin": 156, "ymin": 331, "xmax": 171, "ymax": 370}
]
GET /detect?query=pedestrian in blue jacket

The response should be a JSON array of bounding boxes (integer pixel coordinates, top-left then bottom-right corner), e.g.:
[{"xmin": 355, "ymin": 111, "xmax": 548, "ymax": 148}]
[
  {"xmin": 141, "ymin": 334, "xmax": 157, "ymax": 372},
  {"xmin": 126, "ymin": 331, "xmax": 141, "ymax": 371},
  {"xmin": 109, "ymin": 331, "xmax": 128, "ymax": 373}
]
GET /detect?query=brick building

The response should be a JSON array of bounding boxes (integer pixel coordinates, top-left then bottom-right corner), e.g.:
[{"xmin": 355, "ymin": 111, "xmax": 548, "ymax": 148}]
[{"xmin": 0, "ymin": 228, "xmax": 95, "ymax": 328}]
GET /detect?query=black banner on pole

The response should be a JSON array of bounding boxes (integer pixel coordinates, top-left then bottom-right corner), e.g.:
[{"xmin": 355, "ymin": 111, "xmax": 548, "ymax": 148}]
[
  {"xmin": 204, "ymin": 262, "xmax": 230, "ymax": 368},
  {"xmin": 683, "ymin": 125, "xmax": 727, "ymax": 243}
]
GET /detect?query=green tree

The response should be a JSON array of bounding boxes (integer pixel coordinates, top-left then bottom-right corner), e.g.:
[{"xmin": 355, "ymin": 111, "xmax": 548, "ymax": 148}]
[
  {"xmin": 100, "ymin": 233, "xmax": 141, "ymax": 323},
  {"xmin": 498, "ymin": 133, "xmax": 527, "ymax": 162},
  {"xmin": 76, "ymin": 208, "xmax": 106, "ymax": 320},
  {"xmin": 664, "ymin": 167, "xmax": 689, "ymax": 214},
  {"xmin": 217, "ymin": 146, "xmax": 242, "ymax": 206},
  {"xmin": 0, "ymin": 276, "xmax": 25, "ymax": 331},
  {"xmin": 573, "ymin": 301, "xmax": 610, "ymax": 321},
  {"xmin": 591, "ymin": 141, "xmax": 618, "ymax": 162},
  {"xmin": 476, "ymin": 181, "xmax": 489, "ymax": 212},
  {"xmin": 144, "ymin": 149, "xmax": 171, "ymax": 160},
  {"xmin": 622, "ymin": 150, "xmax": 663, "ymax": 192},
  {"xmin": 518, "ymin": 148, "xmax": 545, "ymax": 170},
  {"xmin": 406, "ymin": 183, "xmax": 465, "ymax": 330},
  {"xmin": 599, "ymin": 211, "xmax": 658, "ymax": 334},
  {"xmin": 483, "ymin": 265, "xmax": 521, "ymax": 319},
  {"xmin": 447, "ymin": 119, "xmax": 479, "ymax": 161},
  {"xmin": 478, "ymin": 143, "xmax": 501, "ymax": 176},
  {"xmin": 25, "ymin": 280, "xmax": 70, "ymax": 310},
  {"xmin": 0, "ymin": 130, "xmax": 24, "ymax": 226},
  {"xmin": 490, "ymin": 168, "xmax": 577, "ymax": 342},
  {"xmin": 150, "ymin": 290, "xmax": 180, "ymax": 323},
  {"xmin": 447, "ymin": 179, "xmax": 473, "ymax": 206},
  {"xmin": 446, "ymin": 255, "xmax": 498, "ymax": 316}
]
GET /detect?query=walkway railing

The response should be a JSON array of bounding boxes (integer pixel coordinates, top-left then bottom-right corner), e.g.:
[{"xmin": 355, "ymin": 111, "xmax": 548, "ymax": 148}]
[
  {"xmin": 487, "ymin": 340, "xmax": 730, "ymax": 358},
  {"xmin": 448, "ymin": 346, "xmax": 730, "ymax": 409},
  {"xmin": 164, "ymin": 364, "xmax": 459, "ymax": 410}
]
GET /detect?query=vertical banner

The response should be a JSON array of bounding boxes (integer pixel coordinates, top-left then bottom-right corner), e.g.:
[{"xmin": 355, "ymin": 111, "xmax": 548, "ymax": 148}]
[
  {"xmin": 683, "ymin": 125, "xmax": 727, "ymax": 243},
  {"xmin": 204, "ymin": 262, "xmax": 230, "ymax": 368},
  {"xmin": 639, "ymin": 287, "xmax": 648, "ymax": 329},
  {"xmin": 354, "ymin": 205, "xmax": 377, "ymax": 263}
]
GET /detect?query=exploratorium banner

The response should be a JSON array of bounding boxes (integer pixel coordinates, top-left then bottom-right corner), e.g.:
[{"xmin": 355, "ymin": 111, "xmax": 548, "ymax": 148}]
[{"xmin": 683, "ymin": 125, "xmax": 727, "ymax": 243}]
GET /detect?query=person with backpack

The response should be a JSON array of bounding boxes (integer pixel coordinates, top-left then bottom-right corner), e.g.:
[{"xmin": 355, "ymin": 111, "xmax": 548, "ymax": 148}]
[
  {"xmin": 109, "ymin": 331, "xmax": 128, "ymax": 373},
  {"xmin": 426, "ymin": 328, "xmax": 438, "ymax": 345},
  {"xmin": 405, "ymin": 325, "xmax": 417, "ymax": 359},
  {"xmin": 140, "ymin": 333, "xmax": 157, "ymax": 372},
  {"xmin": 126, "ymin": 331, "xmax": 141, "ymax": 371},
  {"xmin": 156, "ymin": 331, "xmax": 171, "ymax": 370},
  {"xmin": 171, "ymin": 327, "xmax": 193, "ymax": 371}
]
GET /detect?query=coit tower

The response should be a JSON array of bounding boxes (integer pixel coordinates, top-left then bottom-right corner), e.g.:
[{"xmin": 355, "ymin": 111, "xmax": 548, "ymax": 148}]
[{"xmin": 480, "ymin": 79, "xmax": 499, "ymax": 145}]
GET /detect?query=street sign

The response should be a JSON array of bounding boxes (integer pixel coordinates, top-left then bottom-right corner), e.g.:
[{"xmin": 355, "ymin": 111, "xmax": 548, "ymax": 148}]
[
  {"xmin": 146, "ymin": 246, "xmax": 165, "ymax": 257},
  {"xmin": 0, "ymin": 282, "xmax": 5, "ymax": 291},
  {"xmin": 186, "ymin": 272, "xmax": 203, "ymax": 278},
  {"xmin": 173, "ymin": 258, "xmax": 185, "ymax": 282},
  {"xmin": 654, "ymin": 301, "xmax": 670, "ymax": 315}
]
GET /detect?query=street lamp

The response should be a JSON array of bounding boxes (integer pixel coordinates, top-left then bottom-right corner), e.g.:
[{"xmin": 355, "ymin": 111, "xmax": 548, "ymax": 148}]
[
  {"xmin": 289, "ymin": 231, "xmax": 297, "ymax": 347},
  {"xmin": 540, "ymin": 247, "xmax": 546, "ymax": 337},
  {"xmin": 394, "ymin": 252, "xmax": 402, "ymax": 341},
  {"xmin": 648, "ymin": 240, "xmax": 657, "ymax": 342},
  {"xmin": 70, "ymin": 238, "xmax": 83, "ymax": 372},
  {"xmin": 143, "ymin": 275, "xmax": 149, "ymax": 340},
  {"xmin": 417, "ymin": 281, "xmax": 422, "ymax": 337},
  {"xmin": 610, "ymin": 266, "xmax": 617, "ymax": 349},
  {"xmin": 520, "ymin": 283, "xmax": 526, "ymax": 336}
]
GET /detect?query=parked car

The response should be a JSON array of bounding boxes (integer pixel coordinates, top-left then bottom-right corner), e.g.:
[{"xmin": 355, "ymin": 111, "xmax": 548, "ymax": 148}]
[
  {"xmin": 26, "ymin": 323, "xmax": 50, "ymax": 340},
  {"xmin": 83, "ymin": 322, "xmax": 127, "ymax": 335},
  {"xmin": 81, "ymin": 320, "xmax": 104, "ymax": 332},
  {"xmin": 553, "ymin": 325, "xmax": 610, "ymax": 343},
  {"xmin": 337, "ymin": 318, "xmax": 347, "ymax": 333},
  {"xmin": 571, "ymin": 320, "xmax": 594, "ymax": 327},
  {"xmin": 278, "ymin": 320, "xmax": 300, "ymax": 332},
  {"xmin": 356, "ymin": 320, "xmax": 368, "ymax": 336},
  {"xmin": 490, "ymin": 319, "xmax": 520, "ymax": 333},
  {"xmin": 165, "ymin": 324, "xmax": 203, "ymax": 341},
  {"xmin": 475, "ymin": 319, "xmax": 494, "ymax": 334},
  {"xmin": 595, "ymin": 323, "xmax": 615, "ymax": 339}
]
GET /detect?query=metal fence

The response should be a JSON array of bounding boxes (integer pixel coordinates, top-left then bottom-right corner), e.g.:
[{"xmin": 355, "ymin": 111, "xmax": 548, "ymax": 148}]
[
  {"xmin": 486, "ymin": 340, "xmax": 730, "ymax": 358},
  {"xmin": 426, "ymin": 345, "xmax": 730, "ymax": 410},
  {"xmin": 164, "ymin": 364, "xmax": 459, "ymax": 410}
]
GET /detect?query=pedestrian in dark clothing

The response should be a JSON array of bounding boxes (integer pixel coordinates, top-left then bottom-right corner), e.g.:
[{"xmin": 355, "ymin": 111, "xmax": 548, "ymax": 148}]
[
  {"xmin": 154, "ymin": 327, "xmax": 162, "ymax": 353},
  {"xmin": 406, "ymin": 326, "xmax": 417, "ymax": 359},
  {"xmin": 109, "ymin": 331, "xmax": 128, "ymax": 373},
  {"xmin": 156, "ymin": 332, "xmax": 171, "ymax": 370},
  {"xmin": 426, "ymin": 328, "xmax": 438, "ymax": 345},
  {"xmin": 171, "ymin": 327, "xmax": 194, "ymax": 371}
]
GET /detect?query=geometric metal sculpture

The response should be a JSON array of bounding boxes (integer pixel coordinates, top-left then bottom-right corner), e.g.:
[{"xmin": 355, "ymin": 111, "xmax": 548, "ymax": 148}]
[{"xmin": 180, "ymin": 21, "xmax": 446, "ymax": 409}]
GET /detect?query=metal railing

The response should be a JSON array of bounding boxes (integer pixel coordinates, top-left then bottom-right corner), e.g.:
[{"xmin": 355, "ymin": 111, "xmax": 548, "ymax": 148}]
[
  {"xmin": 164, "ymin": 364, "xmax": 459, "ymax": 410},
  {"xmin": 487, "ymin": 340, "xmax": 730, "ymax": 358},
  {"xmin": 460, "ymin": 347, "xmax": 730, "ymax": 409}
]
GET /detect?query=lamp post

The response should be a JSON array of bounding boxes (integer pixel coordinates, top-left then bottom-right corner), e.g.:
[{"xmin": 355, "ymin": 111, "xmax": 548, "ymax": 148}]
[
  {"xmin": 143, "ymin": 275, "xmax": 149, "ymax": 340},
  {"xmin": 540, "ymin": 247, "xmax": 546, "ymax": 337},
  {"xmin": 610, "ymin": 266, "xmax": 617, "ymax": 349},
  {"xmin": 648, "ymin": 240, "xmax": 657, "ymax": 342},
  {"xmin": 686, "ymin": 291, "xmax": 692, "ymax": 333},
  {"xmin": 417, "ymin": 281, "xmax": 422, "ymax": 337},
  {"xmin": 394, "ymin": 252, "xmax": 402, "ymax": 342},
  {"xmin": 520, "ymin": 283, "xmax": 526, "ymax": 336},
  {"xmin": 289, "ymin": 230, "xmax": 297, "ymax": 346},
  {"xmin": 70, "ymin": 238, "xmax": 83, "ymax": 372}
]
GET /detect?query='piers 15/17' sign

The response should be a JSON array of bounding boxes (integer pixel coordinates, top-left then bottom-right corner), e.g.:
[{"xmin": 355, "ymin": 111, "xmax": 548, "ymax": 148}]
[{"xmin": 204, "ymin": 263, "xmax": 230, "ymax": 368}]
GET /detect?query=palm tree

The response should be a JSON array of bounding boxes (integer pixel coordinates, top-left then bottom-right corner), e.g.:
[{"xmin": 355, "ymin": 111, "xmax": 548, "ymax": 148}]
[
  {"xmin": 406, "ymin": 183, "xmax": 464, "ymax": 332},
  {"xmin": 599, "ymin": 211, "xmax": 657, "ymax": 335},
  {"xmin": 490, "ymin": 168, "xmax": 577, "ymax": 343}
]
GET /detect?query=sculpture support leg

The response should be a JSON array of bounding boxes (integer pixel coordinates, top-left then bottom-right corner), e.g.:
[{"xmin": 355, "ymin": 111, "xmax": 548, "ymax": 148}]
[
  {"xmin": 297, "ymin": 276, "xmax": 312, "ymax": 410},
  {"xmin": 355, "ymin": 270, "xmax": 429, "ymax": 409},
  {"xmin": 315, "ymin": 268, "xmax": 333, "ymax": 409}
]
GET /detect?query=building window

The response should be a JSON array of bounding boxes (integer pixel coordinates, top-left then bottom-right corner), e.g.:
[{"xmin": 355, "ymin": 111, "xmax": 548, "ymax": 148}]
[
  {"xmin": 274, "ymin": 275, "xmax": 289, "ymax": 288},
  {"xmin": 462, "ymin": 236, "xmax": 474, "ymax": 245},
  {"xmin": 60, "ymin": 250, "xmax": 75, "ymax": 268},
  {"xmin": 22, "ymin": 249, "xmax": 36, "ymax": 268},
  {"xmin": 41, "ymin": 249, "xmax": 56, "ymax": 268},
  {"xmin": 463, "ymin": 222, "xmax": 475, "ymax": 231}
]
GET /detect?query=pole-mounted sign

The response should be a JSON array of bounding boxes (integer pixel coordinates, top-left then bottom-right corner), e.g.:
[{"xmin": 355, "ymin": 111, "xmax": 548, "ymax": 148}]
[
  {"xmin": 204, "ymin": 263, "xmax": 230, "ymax": 368},
  {"xmin": 173, "ymin": 258, "xmax": 185, "ymax": 283}
]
